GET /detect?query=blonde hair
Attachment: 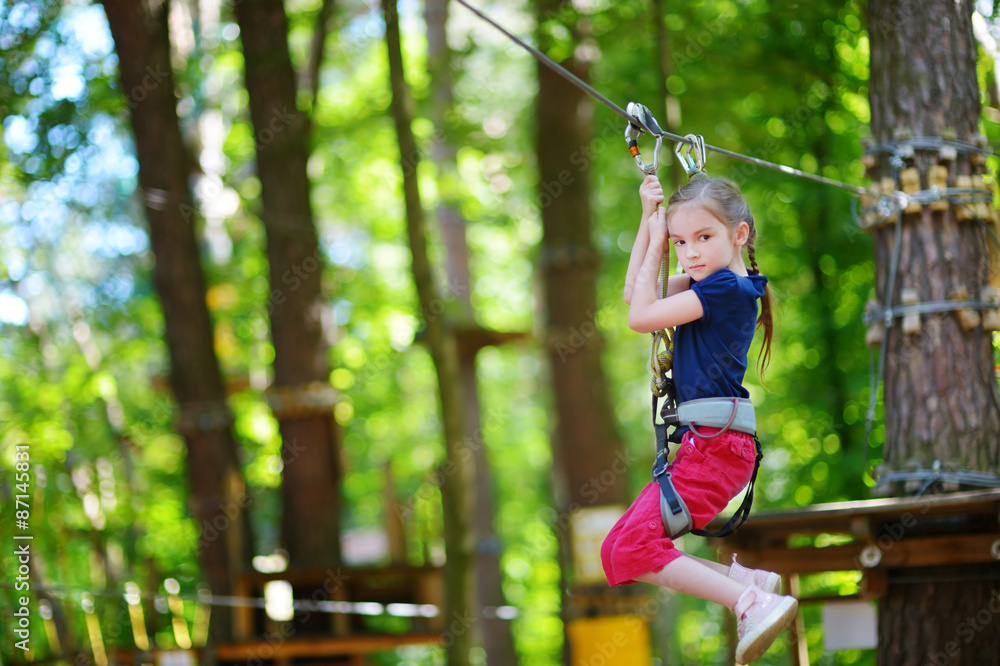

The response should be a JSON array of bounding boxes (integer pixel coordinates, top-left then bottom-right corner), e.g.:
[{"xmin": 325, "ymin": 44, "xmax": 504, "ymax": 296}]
[{"xmin": 665, "ymin": 176, "xmax": 774, "ymax": 374}]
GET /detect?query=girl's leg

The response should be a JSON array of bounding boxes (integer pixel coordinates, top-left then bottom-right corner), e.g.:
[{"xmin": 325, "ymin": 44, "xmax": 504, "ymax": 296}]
[
  {"xmin": 635, "ymin": 554, "xmax": 745, "ymax": 609},
  {"xmin": 680, "ymin": 551, "xmax": 729, "ymax": 576}
]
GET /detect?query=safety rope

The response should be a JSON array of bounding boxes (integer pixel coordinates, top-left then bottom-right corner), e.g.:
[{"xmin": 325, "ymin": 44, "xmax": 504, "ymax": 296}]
[
  {"xmin": 863, "ymin": 202, "xmax": 903, "ymax": 475},
  {"xmin": 624, "ymin": 102, "xmax": 682, "ymax": 394}
]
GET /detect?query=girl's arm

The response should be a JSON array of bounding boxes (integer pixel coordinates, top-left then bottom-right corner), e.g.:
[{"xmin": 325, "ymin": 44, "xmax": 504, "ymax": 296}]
[
  {"xmin": 624, "ymin": 175, "xmax": 663, "ymax": 304},
  {"xmin": 628, "ymin": 208, "xmax": 704, "ymax": 333},
  {"xmin": 623, "ymin": 217, "xmax": 650, "ymax": 304}
]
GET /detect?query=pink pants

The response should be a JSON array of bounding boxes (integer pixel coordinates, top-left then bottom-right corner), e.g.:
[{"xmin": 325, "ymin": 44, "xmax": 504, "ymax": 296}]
[{"xmin": 601, "ymin": 428, "xmax": 757, "ymax": 586}]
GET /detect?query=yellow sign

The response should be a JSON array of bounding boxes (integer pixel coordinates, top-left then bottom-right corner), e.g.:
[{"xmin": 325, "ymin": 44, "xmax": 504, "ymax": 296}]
[{"xmin": 567, "ymin": 615, "xmax": 651, "ymax": 665}]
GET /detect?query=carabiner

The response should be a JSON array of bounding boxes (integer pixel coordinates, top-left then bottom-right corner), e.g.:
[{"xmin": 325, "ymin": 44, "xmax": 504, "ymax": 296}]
[
  {"xmin": 624, "ymin": 102, "xmax": 663, "ymax": 176},
  {"xmin": 675, "ymin": 134, "xmax": 707, "ymax": 178}
]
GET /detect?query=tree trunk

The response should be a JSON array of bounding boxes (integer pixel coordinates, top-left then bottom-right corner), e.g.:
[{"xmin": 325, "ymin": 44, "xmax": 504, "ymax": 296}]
[
  {"xmin": 867, "ymin": 1, "xmax": 1000, "ymax": 662},
  {"xmin": 101, "ymin": 0, "xmax": 253, "ymax": 641},
  {"xmin": 425, "ymin": 1, "xmax": 519, "ymax": 663},
  {"xmin": 233, "ymin": 0, "xmax": 343, "ymax": 571},
  {"xmin": 651, "ymin": 0, "xmax": 684, "ymax": 192},
  {"xmin": 878, "ymin": 563, "xmax": 1000, "ymax": 665},
  {"xmin": 534, "ymin": 2, "xmax": 631, "ymax": 662},
  {"xmin": 869, "ymin": 0, "xmax": 1000, "ymax": 483},
  {"xmin": 382, "ymin": 1, "xmax": 475, "ymax": 664},
  {"xmin": 535, "ymin": 0, "xmax": 629, "ymax": 513}
]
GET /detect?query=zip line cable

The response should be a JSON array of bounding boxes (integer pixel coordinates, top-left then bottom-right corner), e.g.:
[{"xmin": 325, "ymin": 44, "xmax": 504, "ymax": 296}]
[{"xmin": 454, "ymin": 0, "xmax": 882, "ymax": 198}]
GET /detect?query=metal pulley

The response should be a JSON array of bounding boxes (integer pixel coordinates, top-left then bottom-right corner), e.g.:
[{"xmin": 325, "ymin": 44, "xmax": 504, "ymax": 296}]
[{"xmin": 624, "ymin": 102, "xmax": 663, "ymax": 175}]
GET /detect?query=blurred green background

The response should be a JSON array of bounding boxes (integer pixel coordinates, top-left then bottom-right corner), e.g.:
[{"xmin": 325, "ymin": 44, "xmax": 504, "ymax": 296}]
[{"xmin": 2, "ymin": 0, "xmax": 999, "ymax": 664}]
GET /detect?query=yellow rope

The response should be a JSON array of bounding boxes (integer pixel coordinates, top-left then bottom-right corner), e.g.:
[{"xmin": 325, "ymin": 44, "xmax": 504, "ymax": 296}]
[{"xmin": 649, "ymin": 225, "xmax": 674, "ymax": 396}]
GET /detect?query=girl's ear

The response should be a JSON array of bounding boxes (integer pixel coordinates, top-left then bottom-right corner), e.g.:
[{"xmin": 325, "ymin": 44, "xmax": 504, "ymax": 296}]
[{"xmin": 734, "ymin": 221, "xmax": 751, "ymax": 246}]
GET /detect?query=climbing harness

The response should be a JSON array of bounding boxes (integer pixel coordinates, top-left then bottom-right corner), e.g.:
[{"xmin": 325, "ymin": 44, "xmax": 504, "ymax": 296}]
[{"xmin": 652, "ymin": 398, "xmax": 764, "ymax": 538}]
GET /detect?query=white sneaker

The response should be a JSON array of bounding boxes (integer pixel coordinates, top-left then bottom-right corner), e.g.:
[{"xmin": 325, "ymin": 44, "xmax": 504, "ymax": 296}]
[
  {"xmin": 734, "ymin": 585, "xmax": 798, "ymax": 664},
  {"xmin": 728, "ymin": 554, "xmax": 781, "ymax": 594}
]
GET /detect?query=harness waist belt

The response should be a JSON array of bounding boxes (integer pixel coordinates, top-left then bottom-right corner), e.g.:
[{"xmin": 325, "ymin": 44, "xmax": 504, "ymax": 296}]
[
  {"xmin": 663, "ymin": 397, "xmax": 756, "ymax": 434},
  {"xmin": 651, "ymin": 395, "xmax": 762, "ymax": 540}
]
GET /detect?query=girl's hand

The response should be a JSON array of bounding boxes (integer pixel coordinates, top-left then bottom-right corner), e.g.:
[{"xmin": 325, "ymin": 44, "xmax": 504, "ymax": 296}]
[
  {"xmin": 648, "ymin": 206, "xmax": 669, "ymax": 245},
  {"xmin": 639, "ymin": 175, "xmax": 664, "ymax": 221}
]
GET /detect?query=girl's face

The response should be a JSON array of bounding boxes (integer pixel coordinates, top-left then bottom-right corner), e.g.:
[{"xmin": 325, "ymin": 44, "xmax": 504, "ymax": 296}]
[{"xmin": 667, "ymin": 204, "xmax": 749, "ymax": 279}]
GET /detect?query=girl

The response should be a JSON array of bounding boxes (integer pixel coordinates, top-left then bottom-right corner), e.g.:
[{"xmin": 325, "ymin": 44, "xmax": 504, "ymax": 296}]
[{"xmin": 601, "ymin": 175, "xmax": 796, "ymax": 664}]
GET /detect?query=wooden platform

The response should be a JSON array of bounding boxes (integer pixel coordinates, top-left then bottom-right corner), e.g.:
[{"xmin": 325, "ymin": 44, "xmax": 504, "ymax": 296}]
[
  {"xmin": 215, "ymin": 565, "xmax": 444, "ymax": 665},
  {"xmin": 706, "ymin": 489, "xmax": 1000, "ymax": 665},
  {"xmin": 116, "ymin": 637, "xmax": 442, "ymax": 666},
  {"xmin": 709, "ymin": 487, "xmax": 1000, "ymax": 583},
  {"xmin": 232, "ymin": 565, "xmax": 445, "ymax": 641},
  {"xmin": 215, "ymin": 634, "xmax": 442, "ymax": 662}
]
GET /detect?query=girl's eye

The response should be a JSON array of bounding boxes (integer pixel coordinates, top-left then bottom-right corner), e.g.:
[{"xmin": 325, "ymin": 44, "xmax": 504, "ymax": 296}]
[{"xmin": 700, "ymin": 235, "xmax": 711, "ymax": 241}]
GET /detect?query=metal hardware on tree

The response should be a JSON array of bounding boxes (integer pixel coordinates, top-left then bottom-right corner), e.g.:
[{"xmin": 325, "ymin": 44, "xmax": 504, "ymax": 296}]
[
  {"xmin": 863, "ymin": 136, "xmax": 999, "ymax": 160},
  {"xmin": 873, "ymin": 460, "xmax": 1000, "ymax": 497},
  {"xmin": 266, "ymin": 381, "xmax": 339, "ymax": 419},
  {"xmin": 176, "ymin": 400, "xmax": 235, "ymax": 434},
  {"xmin": 863, "ymin": 299, "xmax": 999, "ymax": 326},
  {"xmin": 854, "ymin": 187, "xmax": 993, "ymax": 228}
]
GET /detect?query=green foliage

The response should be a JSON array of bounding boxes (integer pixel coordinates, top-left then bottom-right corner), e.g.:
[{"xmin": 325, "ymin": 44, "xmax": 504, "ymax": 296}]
[{"xmin": 3, "ymin": 0, "xmax": 998, "ymax": 664}]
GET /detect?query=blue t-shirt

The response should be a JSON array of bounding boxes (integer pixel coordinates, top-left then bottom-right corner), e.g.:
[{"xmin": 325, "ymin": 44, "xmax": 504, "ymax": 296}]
[{"xmin": 672, "ymin": 269, "xmax": 768, "ymax": 403}]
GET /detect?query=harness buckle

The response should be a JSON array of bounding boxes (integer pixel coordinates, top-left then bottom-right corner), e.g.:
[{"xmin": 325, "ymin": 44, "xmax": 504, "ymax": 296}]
[
  {"xmin": 657, "ymin": 471, "xmax": 694, "ymax": 539},
  {"xmin": 659, "ymin": 405, "xmax": 678, "ymax": 427},
  {"xmin": 652, "ymin": 449, "xmax": 668, "ymax": 477}
]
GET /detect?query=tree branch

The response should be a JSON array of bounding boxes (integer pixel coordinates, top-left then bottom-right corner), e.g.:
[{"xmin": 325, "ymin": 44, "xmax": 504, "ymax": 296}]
[{"xmin": 305, "ymin": 0, "xmax": 336, "ymax": 121}]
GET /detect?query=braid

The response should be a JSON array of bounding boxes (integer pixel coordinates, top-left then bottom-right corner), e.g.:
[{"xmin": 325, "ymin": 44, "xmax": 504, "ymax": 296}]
[{"xmin": 746, "ymin": 240, "xmax": 774, "ymax": 375}]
